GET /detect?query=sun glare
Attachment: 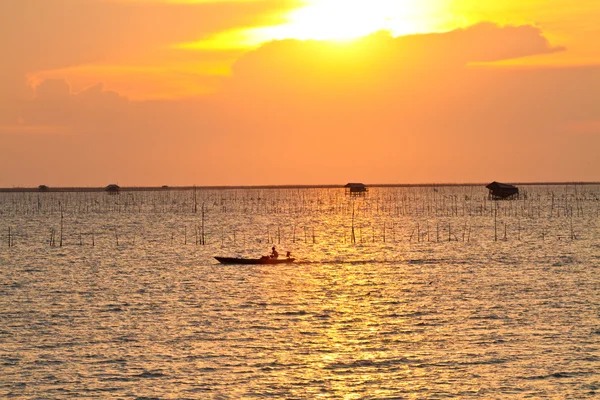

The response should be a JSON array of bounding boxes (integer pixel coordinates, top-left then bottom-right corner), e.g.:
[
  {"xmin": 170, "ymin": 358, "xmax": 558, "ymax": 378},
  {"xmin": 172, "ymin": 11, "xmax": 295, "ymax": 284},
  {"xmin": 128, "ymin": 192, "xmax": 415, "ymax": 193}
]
[
  {"xmin": 250, "ymin": 0, "xmax": 448, "ymax": 43},
  {"xmin": 178, "ymin": 0, "xmax": 462, "ymax": 52}
]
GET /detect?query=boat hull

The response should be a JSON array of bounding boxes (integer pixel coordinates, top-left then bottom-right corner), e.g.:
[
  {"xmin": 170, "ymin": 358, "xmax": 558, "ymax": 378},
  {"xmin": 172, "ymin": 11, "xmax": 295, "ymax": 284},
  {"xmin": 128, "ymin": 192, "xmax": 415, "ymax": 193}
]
[{"xmin": 215, "ymin": 257, "xmax": 295, "ymax": 265}]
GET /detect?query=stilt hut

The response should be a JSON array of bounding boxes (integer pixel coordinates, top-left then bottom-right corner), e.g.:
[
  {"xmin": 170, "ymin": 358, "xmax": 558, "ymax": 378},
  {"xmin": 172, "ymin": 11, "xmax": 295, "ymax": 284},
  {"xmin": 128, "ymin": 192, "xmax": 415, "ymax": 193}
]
[
  {"xmin": 105, "ymin": 184, "xmax": 121, "ymax": 195},
  {"xmin": 486, "ymin": 181, "xmax": 519, "ymax": 200},
  {"xmin": 345, "ymin": 183, "xmax": 368, "ymax": 197}
]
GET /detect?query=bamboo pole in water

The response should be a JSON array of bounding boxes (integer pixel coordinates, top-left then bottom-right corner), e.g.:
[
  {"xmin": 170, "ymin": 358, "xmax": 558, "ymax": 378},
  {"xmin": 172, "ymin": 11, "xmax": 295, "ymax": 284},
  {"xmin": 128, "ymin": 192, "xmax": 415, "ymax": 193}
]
[
  {"xmin": 351, "ymin": 202, "xmax": 356, "ymax": 244},
  {"xmin": 292, "ymin": 223, "xmax": 296, "ymax": 243},
  {"xmin": 59, "ymin": 203, "xmax": 64, "ymax": 247},
  {"xmin": 494, "ymin": 208, "xmax": 498, "ymax": 242},
  {"xmin": 193, "ymin": 186, "xmax": 197, "ymax": 214},
  {"xmin": 201, "ymin": 203, "xmax": 205, "ymax": 245}
]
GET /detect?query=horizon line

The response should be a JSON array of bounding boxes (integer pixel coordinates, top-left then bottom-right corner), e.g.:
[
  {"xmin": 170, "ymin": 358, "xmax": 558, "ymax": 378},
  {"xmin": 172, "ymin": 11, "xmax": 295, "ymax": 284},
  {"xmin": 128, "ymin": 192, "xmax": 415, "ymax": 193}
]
[{"xmin": 1, "ymin": 181, "xmax": 599, "ymax": 193}]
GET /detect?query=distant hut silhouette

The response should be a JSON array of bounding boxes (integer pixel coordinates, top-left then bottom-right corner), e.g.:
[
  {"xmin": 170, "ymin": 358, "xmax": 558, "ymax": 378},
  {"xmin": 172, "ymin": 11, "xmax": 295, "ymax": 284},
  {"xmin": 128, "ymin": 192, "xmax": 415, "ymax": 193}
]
[
  {"xmin": 105, "ymin": 184, "xmax": 121, "ymax": 195},
  {"xmin": 345, "ymin": 183, "xmax": 368, "ymax": 197},
  {"xmin": 486, "ymin": 181, "xmax": 519, "ymax": 200},
  {"xmin": 38, "ymin": 185, "xmax": 49, "ymax": 192}
]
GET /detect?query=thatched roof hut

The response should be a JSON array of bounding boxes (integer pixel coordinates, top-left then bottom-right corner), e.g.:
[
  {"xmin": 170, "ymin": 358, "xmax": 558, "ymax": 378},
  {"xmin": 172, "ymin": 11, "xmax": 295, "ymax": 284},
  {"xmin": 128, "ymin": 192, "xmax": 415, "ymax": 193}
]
[{"xmin": 486, "ymin": 181, "xmax": 519, "ymax": 200}]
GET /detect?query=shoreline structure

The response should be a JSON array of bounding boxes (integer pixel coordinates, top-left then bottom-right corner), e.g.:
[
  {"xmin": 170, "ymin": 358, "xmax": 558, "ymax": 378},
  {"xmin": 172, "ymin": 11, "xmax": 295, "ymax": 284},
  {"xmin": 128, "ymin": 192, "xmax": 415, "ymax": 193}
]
[{"xmin": 1, "ymin": 182, "xmax": 598, "ymax": 193}]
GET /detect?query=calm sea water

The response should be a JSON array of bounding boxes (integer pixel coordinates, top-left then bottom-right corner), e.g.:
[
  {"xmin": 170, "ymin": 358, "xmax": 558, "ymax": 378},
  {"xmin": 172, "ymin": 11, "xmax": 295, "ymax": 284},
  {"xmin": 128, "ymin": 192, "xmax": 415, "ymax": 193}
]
[{"xmin": 1, "ymin": 186, "xmax": 599, "ymax": 398}]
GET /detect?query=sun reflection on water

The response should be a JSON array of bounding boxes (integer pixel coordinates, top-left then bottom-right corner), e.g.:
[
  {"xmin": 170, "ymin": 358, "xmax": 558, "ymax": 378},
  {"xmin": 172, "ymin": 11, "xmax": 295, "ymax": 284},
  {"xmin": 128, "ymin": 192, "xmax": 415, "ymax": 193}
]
[{"xmin": 0, "ymin": 185, "xmax": 599, "ymax": 397}]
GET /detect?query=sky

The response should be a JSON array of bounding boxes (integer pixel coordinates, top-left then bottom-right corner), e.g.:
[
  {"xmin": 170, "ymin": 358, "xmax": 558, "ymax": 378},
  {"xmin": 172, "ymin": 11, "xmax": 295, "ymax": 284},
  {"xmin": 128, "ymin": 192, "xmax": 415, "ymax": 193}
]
[{"xmin": 1, "ymin": 0, "xmax": 599, "ymax": 186}]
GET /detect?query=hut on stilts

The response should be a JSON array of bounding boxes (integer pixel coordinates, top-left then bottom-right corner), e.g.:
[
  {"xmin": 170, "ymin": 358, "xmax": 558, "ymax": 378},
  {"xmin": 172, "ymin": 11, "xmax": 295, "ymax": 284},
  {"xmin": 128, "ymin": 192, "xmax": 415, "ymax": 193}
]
[{"xmin": 486, "ymin": 181, "xmax": 519, "ymax": 200}]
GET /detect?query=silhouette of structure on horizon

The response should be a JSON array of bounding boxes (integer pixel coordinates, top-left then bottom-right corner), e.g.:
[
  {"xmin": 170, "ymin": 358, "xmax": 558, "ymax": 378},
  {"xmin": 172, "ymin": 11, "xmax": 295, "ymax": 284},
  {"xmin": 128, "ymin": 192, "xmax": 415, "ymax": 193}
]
[
  {"xmin": 38, "ymin": 185, "xmax": 49, "ymax": 192},
  {"xmin": 345, "ymin": 183, "xmax": 368, "ymax": 197},
  {"xmin": 105, "ymin": 184, "xmax": 120, "ymax": 195},
  {"xmin": 486, "ymin": 181, "xmax": 519, "ymax": 200}
]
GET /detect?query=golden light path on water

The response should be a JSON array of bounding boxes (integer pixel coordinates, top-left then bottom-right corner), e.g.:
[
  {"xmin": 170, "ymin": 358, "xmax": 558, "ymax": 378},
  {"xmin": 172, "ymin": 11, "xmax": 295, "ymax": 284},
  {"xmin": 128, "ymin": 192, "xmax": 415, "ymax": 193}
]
[{"xmin": 1, "ymin": 185, "xmax": 599, "ymax": 397}]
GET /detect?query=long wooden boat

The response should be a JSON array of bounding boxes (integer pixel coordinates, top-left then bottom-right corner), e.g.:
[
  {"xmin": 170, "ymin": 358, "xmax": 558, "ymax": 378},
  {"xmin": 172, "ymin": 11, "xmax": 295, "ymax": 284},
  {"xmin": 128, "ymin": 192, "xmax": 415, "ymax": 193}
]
[{"xmin": 215, "ymin": 256, "xmax": 296, "ymax": 265}]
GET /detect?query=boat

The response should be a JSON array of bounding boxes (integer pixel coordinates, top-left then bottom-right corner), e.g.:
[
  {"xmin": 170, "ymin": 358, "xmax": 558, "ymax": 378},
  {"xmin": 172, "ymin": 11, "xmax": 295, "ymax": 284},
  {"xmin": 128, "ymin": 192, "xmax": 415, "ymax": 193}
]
[{"xmin": 215, "ymin": 256, "xmax": 296, "ymax": 265}]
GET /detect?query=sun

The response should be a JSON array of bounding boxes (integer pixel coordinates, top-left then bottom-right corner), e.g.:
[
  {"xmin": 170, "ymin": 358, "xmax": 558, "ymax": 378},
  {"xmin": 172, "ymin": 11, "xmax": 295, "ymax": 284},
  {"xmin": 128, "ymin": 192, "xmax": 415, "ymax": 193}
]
[
  {"xmin": 251, "ymin": 0, "xmax": 443, "ymax": 43},
  {"xmin": 177, "ymin": 0, "xmax": 457, "ymax": 51}
]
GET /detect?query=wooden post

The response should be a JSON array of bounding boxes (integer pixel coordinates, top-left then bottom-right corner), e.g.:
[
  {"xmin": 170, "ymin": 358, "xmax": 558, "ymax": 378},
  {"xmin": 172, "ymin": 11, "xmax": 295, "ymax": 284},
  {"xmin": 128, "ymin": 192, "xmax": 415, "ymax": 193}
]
[
  {"xmin": 351, "ymin": 201, "xmax": 356, "ymax": 244},
  {"xmin": 59, "ymin": 202, "xmax": 64, "ymax": 247},
  {"xmin": 201, "ymin": 203, "xmax": 205, "ymax": 245},
  {"xmin": 193, "ymin": 186, "xmax": 197, "ymax": 213},
  {"xmin": 570, "ymin": 215, "xmax": 575, "ymax": 240},
  {"xmin": 494, "ymin": 207, "xmax": 498, "ymax": 242}
]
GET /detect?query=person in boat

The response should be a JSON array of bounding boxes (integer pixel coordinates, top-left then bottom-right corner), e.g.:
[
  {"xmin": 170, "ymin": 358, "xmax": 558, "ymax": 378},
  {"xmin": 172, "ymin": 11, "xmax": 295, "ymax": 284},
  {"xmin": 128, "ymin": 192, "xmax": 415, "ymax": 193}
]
[
  {"xmin": 286, "ymin": 251, "xmax": 292, "ymax": 259},
  {"xmin": 270, "ymin": 246, "xmax": 279, "ymax": 259}
]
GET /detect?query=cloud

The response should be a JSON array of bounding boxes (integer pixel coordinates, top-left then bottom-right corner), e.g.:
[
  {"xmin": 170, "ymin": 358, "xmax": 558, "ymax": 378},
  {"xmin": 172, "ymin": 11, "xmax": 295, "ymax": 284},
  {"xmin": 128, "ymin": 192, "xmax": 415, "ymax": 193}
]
[
  {"xmin": 228, "ymin": 23, "xmax": 562, "ymax": 89},
  {"xmin": 0, "ymin": 0, "xmax": 297, "ymax": 73},
  {"xmin": 1, "ymin": 23, "xmax": 599, "ymax": 185},
  {"xmin": 20, "ymin": 79, "xmax": 129, "ymax": 127}
]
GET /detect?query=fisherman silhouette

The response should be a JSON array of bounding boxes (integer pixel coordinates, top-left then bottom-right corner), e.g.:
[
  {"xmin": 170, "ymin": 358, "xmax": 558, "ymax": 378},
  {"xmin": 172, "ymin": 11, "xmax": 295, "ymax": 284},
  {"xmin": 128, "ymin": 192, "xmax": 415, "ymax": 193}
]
[{"xmin": 270, "ymin": 246, "xmax": 279, "ymax": 259}]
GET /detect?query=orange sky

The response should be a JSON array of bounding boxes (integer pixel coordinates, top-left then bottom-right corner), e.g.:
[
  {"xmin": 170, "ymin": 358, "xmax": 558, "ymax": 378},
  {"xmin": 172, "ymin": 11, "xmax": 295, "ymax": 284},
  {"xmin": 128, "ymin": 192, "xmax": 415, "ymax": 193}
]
[{"xmin": 1, "ymin": 0, "xmax": 599, "ymax": 186}]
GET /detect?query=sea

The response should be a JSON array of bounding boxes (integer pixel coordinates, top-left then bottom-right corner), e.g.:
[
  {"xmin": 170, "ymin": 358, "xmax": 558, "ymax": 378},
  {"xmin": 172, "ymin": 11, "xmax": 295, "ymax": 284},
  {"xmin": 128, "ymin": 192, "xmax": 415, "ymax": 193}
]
[{"xmin": 1, "ymin": 185, "xmax": 599, "ymax": 398}]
